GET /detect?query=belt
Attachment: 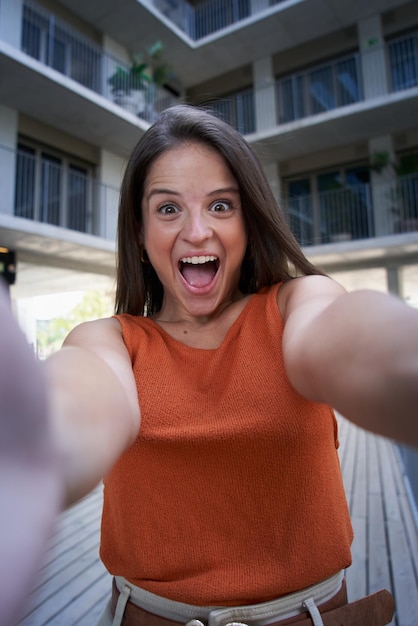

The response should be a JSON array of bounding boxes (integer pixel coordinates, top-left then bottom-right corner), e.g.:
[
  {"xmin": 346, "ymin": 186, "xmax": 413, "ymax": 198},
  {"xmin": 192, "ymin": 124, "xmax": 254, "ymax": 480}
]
[{"xmin": 110, "ymin": 577, "xmax": 394, "ymax": 626}]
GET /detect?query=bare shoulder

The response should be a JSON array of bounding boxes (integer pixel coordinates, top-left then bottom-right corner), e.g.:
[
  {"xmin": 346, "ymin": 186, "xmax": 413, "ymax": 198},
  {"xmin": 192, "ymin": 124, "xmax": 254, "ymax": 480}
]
[
  {"xmin": 62, "ymin": 317, "xmax": 132, "ymax": 371},
  {"xmin": 60, "ymin": 317, "xmax": 137, "ymax": 405},
  {"xmin": 63, "ymin": 317, "xmax": 123, "ymax": 349},
  {"xmin": 277, "ymin": 275, "xmax": 346, "ymax": 321}
]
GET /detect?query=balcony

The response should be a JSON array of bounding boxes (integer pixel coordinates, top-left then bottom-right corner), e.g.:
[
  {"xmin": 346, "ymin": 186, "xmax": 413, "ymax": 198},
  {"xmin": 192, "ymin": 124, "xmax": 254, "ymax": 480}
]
[
  {"xmin": 152, "ymin": 0, "xmax": 289, "ymax": 40},
  {"xmin": 212, "ymin": 31, "xmax": 418, "ymax": 139},
  {"xmin": 5, "ymin": 3, "xmax": 417, "ymax": 162},
  {"xmin": 388, "ymin": 30, "xmax": 418, "ymax": 93},
  {"xmin": 13, "ymin": 144, "xmax": 119, "ymax": 241},
  {"xmin": 276, "ymin": 53, "xmax": 363, "ymax": 125},
  {"xmin": 210, "ymin": 87, "xmax": 256, "ymax": 135},
  {"xmin": 285, "ymin": 174, "xmax": 418, "ymax": 248},
  {"xmin": 20, "ymin": 0, "xmax": 178, "ymax": 124},
  {"xmin": 4, "ymin": 137, "xmax": 418, "ymax": 254},
  {"xmin": 0, "ymin": 141, "xmax": 118, "ymax": 287}
]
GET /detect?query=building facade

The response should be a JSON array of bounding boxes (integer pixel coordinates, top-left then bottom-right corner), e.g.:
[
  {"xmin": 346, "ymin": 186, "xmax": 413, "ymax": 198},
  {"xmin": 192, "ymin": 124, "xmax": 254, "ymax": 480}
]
[
  {"xmin": 0, "ymin": 0, "xmax": 417, "ymax": 505},
  {"xmin": 1, "ymin": 0, "xmax": 418, "ymax": 296}
]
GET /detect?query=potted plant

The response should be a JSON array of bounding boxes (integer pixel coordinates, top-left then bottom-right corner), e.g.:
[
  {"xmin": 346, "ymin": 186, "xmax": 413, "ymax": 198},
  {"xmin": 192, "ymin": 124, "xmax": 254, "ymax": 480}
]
[
  {"xmin": 108, "ymin": 41, "xmax": 174, "ymax": 115},
  {"xmin": 108, "ymin": 65, "xmax": 147, "ymax": 114}
]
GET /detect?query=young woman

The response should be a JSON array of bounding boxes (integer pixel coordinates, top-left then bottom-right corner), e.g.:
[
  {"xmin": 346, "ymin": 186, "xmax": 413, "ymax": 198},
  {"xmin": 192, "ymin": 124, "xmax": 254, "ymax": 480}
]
[{"xmin": 2, "ymin": 105, "xmax": 416, "ymax": 626}]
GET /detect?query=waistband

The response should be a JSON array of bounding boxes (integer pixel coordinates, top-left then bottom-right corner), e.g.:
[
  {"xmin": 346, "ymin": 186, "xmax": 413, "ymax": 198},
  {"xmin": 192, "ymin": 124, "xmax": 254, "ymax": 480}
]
[{"xmin": 114, "ymin": 571, "xmax": 345, "ymax": 626}]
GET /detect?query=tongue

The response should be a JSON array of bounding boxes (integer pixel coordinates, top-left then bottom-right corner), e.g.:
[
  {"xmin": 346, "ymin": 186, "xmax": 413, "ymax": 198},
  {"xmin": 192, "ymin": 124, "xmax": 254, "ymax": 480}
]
[{"xmin": 182, "ymin": 262, "xmax": 217, "ymax": 288}]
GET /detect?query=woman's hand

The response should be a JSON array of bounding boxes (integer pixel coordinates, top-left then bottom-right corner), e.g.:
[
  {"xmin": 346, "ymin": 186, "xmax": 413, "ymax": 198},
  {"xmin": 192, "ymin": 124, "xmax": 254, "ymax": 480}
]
[{"xmin": 0, "ymin": 283, "xmax": 63, "ymax": 625}]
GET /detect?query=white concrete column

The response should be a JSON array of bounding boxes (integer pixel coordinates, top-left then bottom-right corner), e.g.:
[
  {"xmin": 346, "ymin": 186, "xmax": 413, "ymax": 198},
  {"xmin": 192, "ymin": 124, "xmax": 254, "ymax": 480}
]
[
  {"xmin": 263, "ymin": 161, "xmax": 281, "ymax": 205},
  {"xmin": 253, "ymin": 56, "xmax": 277, "ymax": 132},
  {"xmin": 0, "ymin": 105, "xmax": 18, "ymax": 216},
  {"xmin": 386, "ymin": 265, "xmax": 404, "ymax": 298},
  {"xmin": 358, "ymin": 15, "xmax": 389, "ymax": 100},
  {"xmin": 97, "ymin": 149, "xmax": 125, "ymax": 240},
  {"xmin": 0, "ymin": 0, "xmax": 23, "ymax": 47},
  {"xmin": 369, "ymin": 135, "xmax": 397, "ymax": 237}
]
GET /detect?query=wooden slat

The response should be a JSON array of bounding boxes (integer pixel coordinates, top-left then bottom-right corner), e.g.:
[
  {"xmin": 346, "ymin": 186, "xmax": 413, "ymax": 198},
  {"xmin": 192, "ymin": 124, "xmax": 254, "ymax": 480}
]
[
  {"xmin": 367, "ymin": 437, "xmax": 392, "ymax": 596},
  {"xmin": 379, "ymin": 438, "xmax": 418, "ymax": 626},
  {"xmin": 346, "ymin": 427, "xmax": 368, "ymax": 601},
  {"xmin": 17, "ymin": 486, "xmax": 111, "ymax": 626}
]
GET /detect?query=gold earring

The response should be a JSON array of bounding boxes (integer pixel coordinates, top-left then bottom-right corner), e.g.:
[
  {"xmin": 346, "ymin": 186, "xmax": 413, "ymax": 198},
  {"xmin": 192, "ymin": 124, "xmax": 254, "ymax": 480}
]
[{"xmin": 140, "ymin": 247, "xmax": 150, "ymax": 263}]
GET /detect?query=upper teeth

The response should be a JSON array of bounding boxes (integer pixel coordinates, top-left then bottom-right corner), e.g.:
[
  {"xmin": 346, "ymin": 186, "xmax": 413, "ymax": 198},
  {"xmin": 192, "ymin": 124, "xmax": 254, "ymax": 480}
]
[{"xmin": 181, "ymin": 255, "xmax": 217, "ymax": 264}]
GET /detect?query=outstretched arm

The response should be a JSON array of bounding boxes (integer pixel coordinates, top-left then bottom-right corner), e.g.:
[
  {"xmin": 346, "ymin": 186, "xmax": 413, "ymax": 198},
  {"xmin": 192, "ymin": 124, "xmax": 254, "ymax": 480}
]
[
  {"xmin": 45, "ymin": 316, "xmax": 140, "ymax": 507},
  {"xmin": 0, "ymin": 283, "xmax": 62, "ymax": 625},
  {"xmin": 279, "ymin": 275, "xmax": 418, "ymax": 446},
  {"xmin": 0, "ymin": 285, "xmax": 139, "ymax": 624}
]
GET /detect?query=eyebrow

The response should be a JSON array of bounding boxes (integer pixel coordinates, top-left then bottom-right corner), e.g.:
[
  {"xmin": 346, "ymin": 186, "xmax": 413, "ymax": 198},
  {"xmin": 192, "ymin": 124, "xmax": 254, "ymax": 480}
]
[
  {"xmin": 146, "ymin": 186, "xmax": 240, "ymax": 201},
  {"xmin": 146, "ymin": 188, "xmax": 181, "ymax": 201}
]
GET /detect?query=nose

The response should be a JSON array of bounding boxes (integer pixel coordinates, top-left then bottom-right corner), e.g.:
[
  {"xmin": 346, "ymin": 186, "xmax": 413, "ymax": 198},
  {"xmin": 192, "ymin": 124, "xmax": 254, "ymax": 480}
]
[{"xmin": 181, "ymin": 211, "xmax": 212, "ymax": 243}]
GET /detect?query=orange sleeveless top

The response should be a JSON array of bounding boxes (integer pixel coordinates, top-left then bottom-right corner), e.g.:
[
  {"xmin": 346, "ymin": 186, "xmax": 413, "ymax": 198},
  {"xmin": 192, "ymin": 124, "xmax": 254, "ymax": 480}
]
[{"xmin": 100, "ymin": 284, "xmax": 353, "ymax": 605}]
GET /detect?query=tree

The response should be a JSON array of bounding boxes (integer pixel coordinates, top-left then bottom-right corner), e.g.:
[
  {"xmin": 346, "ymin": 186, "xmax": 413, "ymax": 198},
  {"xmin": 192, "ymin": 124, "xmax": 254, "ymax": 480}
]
[{"xmin": 36, "ymin": 290, "xmax": 114, "ymax": 359}]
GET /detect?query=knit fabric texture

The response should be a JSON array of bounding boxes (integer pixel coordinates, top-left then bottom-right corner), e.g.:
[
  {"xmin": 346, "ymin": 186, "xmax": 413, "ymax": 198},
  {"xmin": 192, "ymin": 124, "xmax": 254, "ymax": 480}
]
[{"xmin": 100, "ymin": 283, "xmax": 353, "ymax": 605}]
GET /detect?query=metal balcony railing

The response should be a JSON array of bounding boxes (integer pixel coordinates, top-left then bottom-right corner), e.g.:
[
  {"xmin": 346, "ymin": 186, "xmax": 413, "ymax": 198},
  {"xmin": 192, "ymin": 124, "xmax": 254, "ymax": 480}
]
[
  {"xmin": 211, "ymin": 31, "xmax": 418, "ymax": 134},
  {"xmin": 15, "ymin": 3, "xmax": 418, "ymax": 134},
  {"xmin": 4, "ymin": 141, "xmax": 417, "ymax": 248},
  {"xmin": 388, "ymin": 30, "xmax": 418, "ymax": 93},
  {"xmin": 152, "ymin": 0, "xmax": 288, "ymax": 40},
  {"xmin": 21, "ymin": 0, "xmax": 178, "ymax": 122},
  {"xmin": 285, "ymin": 174, "xmax": 418, "ymax": 247},
  {"xmin": 208, "ymin": 52, "xmax": 363, "ymax": 133},
  {"xmin": 276, "ymin": 52, "xmax": 363, "ymax": 124},
  {"xmin": 207, "ymin": 52, "xmax": 363, "ymax": 135},
  {"xmin": 209, "ymin": 87, "xmax": 255, "ymax": 134},
  {"xmin": 8, "ymin": 144, "xmax": 120, "ymax": 241}
]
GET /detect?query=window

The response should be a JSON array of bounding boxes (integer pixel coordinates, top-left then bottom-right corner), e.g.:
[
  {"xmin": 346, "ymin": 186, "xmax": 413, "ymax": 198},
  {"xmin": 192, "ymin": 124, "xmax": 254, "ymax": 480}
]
[
  {"xmin": 68, "ymin": 165, "xmax": 89, "ymax": 232},
  {"xmin": 40, "ymin": 154, "xmax": 61, "ymax": 225},
  {"xmin": 395, "ymin": 152, "xmax": 418, "ymax": 231},
  {"xmin": 22, "ymin": 2, "xmax": 101, "ymax": 91},
  {"xmin": 15, "ymin": 142, "xmax": 93, "ymax": 233},
  {"xmin": 389, "ymin": 33, "xmax": 418, "ymax": 92},
  {"xmin": 210, "ymin": 89, "xmax": 255, "ymax": 135},
  {"xmin": 286, "ymin": 179, "xmax": 313, "ymax": 246},
  {"xmin": 285, "ymin": 165, "xmax": 372, "ymax": 246},
  {"xmin": 15, "ymin": 145, "xmax": 36, "ymax": 220},
  {"xmin": 277, "ymin": 53, "xmax": 362, "ymax": 123}
]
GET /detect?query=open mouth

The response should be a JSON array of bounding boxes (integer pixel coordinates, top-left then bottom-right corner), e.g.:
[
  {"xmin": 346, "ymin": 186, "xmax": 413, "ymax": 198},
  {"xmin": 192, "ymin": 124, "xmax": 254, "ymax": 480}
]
[{"xmin": 179, "ymin": 255, "xmax": 219, "ymax": 288}]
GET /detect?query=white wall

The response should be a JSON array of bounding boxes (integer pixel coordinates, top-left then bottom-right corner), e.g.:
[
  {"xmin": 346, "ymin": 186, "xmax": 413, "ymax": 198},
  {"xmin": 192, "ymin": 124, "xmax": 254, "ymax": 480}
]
[
  {"xmin": 0, "ymin": 105, "xmax": 18, "ymax": 216},
  {"xmin": 0, "ymin": 0, "xmax": 23, "ymax": 47}
]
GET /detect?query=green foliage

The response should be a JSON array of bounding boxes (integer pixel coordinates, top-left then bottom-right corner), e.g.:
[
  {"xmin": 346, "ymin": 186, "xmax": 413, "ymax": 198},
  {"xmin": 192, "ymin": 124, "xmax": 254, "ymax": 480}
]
[
  {"xmin": 108, "ymin": 40, "xmax": 173, "ymax": 95},
  {"xmin": 107, "ymin": 66, "xmax": 144, "ymax": 94},
  {"xmin": 369, "ymin": 151, "xmax": 391, "ymax": 174},
  {"xmin": 395, "ymin": 153, "xmax": 418, "ymax": 176},
  {"xmin": 36, "ymin": 290, "xmax": 114, "ymax": 359},
  {"xmin": 369, "ymin": 150, "xmax": 418, "ymax": 176}
]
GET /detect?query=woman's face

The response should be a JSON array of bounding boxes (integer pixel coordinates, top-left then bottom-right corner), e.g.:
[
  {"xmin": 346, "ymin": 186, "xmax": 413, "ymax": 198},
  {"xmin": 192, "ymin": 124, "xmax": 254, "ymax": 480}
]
[{"xmin": 141, "ymin": 142, "xmax": 247, "ymax": 321}]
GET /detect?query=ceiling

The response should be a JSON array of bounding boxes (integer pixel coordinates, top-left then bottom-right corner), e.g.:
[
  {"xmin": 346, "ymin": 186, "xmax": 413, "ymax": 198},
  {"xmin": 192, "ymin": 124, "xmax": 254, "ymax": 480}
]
[{"xmin": 0, "ymin": 213, "xmax": 116, "ymax": 298}]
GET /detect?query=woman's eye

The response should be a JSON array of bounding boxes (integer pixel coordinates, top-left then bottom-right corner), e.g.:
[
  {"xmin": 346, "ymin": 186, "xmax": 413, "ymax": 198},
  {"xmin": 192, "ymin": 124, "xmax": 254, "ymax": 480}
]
[
  {"xmin": 210, "ymin": 201, "xmax": 230, "ymax": 213},
  {"xmin": 158, "ymin": 204, "xmax": 178, "ymax": 215}
]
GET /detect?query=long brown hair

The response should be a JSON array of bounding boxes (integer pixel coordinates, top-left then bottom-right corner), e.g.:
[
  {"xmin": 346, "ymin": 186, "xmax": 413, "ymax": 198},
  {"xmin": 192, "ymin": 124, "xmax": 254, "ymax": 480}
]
[{"xmin": 115, "ymin": 104, "xmax": 323, "ymax": 315}]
